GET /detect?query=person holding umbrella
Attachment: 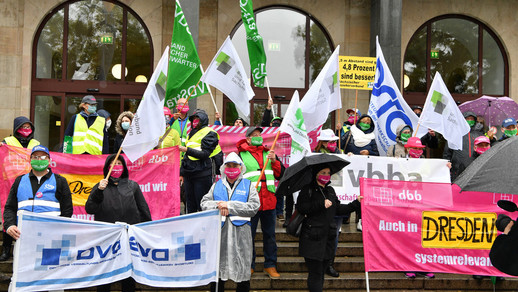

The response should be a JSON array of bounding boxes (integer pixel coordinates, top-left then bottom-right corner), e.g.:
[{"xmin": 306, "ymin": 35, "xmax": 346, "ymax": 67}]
[{"xmin": 296, "ymin": 159, "xmax": 361, "ymax": 292}]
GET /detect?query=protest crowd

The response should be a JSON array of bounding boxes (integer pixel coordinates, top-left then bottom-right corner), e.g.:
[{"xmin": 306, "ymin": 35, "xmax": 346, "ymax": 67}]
[{"xmin": 3, "ymin": 2, "xmax": 518, "ymax": 292}]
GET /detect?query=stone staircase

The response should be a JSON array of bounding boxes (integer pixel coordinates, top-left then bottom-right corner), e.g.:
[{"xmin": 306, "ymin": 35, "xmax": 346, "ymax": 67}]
[{"xmin": 1, "ymin": 215, "xmax": 518, "ymax": 291}]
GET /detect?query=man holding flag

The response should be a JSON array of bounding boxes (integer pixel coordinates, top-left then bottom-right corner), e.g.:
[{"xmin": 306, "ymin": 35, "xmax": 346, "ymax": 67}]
[{"xmin": 237, "ymin": 127, "xmax": 284, "ymax": 279}]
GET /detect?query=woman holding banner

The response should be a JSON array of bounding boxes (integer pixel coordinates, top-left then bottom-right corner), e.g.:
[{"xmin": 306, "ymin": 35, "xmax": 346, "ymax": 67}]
[
  {"xmin": 86, "ymin": 154, "xmax": 151, "ymax": 292},
  {"xmin": 297, "ymin": 164, "xmax": 361, "ymax": 292}
]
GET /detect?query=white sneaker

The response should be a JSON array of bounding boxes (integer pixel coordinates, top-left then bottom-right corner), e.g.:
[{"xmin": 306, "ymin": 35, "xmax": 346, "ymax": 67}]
[{"xmin": 357, "ymin": 219, "xmax": 362, "ymax": 232}]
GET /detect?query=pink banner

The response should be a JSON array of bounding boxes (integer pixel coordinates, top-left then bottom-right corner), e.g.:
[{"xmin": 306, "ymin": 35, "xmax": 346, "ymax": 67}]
[
  {"xmin": 0, "ymin": 145, "xmax": 180, "ymax": 221},
  {"xmin": 361, "ymin": 178, "xmax": 515, "ymax": 276},
  {"xmin": 211, "ymin": 125, "xmax": 320, "ymax": 166}
]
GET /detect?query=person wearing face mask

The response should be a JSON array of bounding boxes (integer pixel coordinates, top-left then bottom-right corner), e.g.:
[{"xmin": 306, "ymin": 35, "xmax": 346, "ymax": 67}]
[
  {"xmin": 335, "ymin": 108, "xmax": 361, "ymax": 138},
  {"xmin": 112, "ymin": 111, "xmax": 134, "ymax": 153},
  {"xmin": 1, "ymin": 116, "xmax": 42, "ymax": 261},
  {"xmin": 179, "ymin": 109, "xmax": 223, "ymax": 214},
  {"xmin": 3, "ymin": 116, "xmax": 40, "ymax": 150},
  {"xmin": 315, "ymin": 129, "xmax": 341, "ymax": 154},
  {"xmin": 236, "ymin": 126, "xmax": 285, "ymax": 279},
  {"xmin": 64, "ymin": 95, "xmax": 109, "ymax": 154},
  {"xmin": 340, "ymin": 114, "xmax": 379, "ymax": 156},
  {"xmin": 156, "ymin": 107, "xmax": 181, "ymax": 149},
  {"xmin": 498, "ymin": 118, "xmax": 517, "ymax": 142},
  {"xmin": 297, "ymin": 164, "xmax": 362, "ymax": 292},
  {"xmin": 412, "ymin": 105, "xmax": 423, "ymax": 117},
  {"xmin": 200, "ymin": 152, "xmax": 260, "ymax": 292},
  {"xmin": 170, "ymin": 98, "xmax": 191, "ymax": 147},
  {"xmin": 387, "ymin": 124, "xmax": 438, "ymax": 158},
  {"xmin": 473, "ymin": 136, "xmax": 491, "ymax": 157},
  {"xmin": 443, "ymin": 111, "xmax": 484, "ymax": 181},
  {"xmin": 97, "ymin": 109, "xmax": 112, "ymax": 132},
  {"xmin": 86, "ymin": 154, "xmax": 151, "ymax": 292},
  {"xmin": 3, "ymin": 145, "xmax": 73, "ymax": 264}
]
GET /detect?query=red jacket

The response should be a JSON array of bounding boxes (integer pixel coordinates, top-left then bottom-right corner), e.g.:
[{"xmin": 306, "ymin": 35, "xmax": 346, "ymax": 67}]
[{"xmin": 237, "ymin": 139, "xmax": 284, "ymax": 211}]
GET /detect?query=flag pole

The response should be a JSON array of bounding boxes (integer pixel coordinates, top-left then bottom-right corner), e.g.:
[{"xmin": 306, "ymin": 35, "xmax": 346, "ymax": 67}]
[
  {"xmin": 265, "ymin": 77, "xmax": 276, "ymax": 118},
  {"xmin": 255, "ymin": 130, "xmax": 281, "ymax": 190},
  {"xmin": 200, "ymin": 64, "xmax": 219, "ymax": 113},
  {"xmin": 354, "ymin": 89, "xmax": 359, "ymax": 122},
  {"xmin": 105, "ymin": 146, "xmax": 123, "ymax": 179},
  {"xmin": 337, "ymin": 108, "xmax": 341, "ymax": 150},
  {"xmin": 177, "ymin": 78, "xmax": 203, "ymax": 113}
]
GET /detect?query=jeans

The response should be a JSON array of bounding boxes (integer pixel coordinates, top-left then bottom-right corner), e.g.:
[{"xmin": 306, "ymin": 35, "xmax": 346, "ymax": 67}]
[
  {"xmin": 251, "ymin": 209, "xmax": 277, "ymax": 269},
  {"xmin": 184, "ymin": 175, "xmax": 213, "ymax": 213},
  {"xmin": 275, "ymin": 195, "xmax": 284, "ymax": 216},
  {"xmin": 304, "ymin": 257, "xmax": 330, "ymax": 292}
]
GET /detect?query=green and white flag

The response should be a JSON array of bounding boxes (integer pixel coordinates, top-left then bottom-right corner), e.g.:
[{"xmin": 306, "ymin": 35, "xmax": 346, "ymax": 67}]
[
  {"xmin": 279, "ymin": 91, "xmax": 311, "ymax": 165},
  {"xmin": 240, "ymin": 0, "xmax": 267, "ymax": 88},
  {"xmin": 165, "ymin": 0, "xmax": 208, "ymax": 109}
]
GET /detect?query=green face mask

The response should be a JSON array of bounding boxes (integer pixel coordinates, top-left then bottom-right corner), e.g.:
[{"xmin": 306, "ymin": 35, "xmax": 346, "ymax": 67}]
[
  {"xmin": 250, "ymin": 136, "xmax": 263, "ymax": 146},
  {"xmin": 359, "ymin": 122, "xmax": 371, "ymax": 131},
  {"xmin": 31, "ymin": 159, "xmax": 49, "ymax": 171},
  {"xmin": 505, "ymin": 129, "xmax": 518, "ymax": 137},
  {"xmin": 400, "ymin": 132, "xmax": 411, "ymax": 142},
  {"xmin": 466, "ymin": 120, "xmax": 476, "ymax": 127}
]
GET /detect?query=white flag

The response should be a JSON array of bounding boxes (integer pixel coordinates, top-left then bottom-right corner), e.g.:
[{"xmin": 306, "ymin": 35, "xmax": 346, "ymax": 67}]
[
  {"xmin": 368, "ymin": 37, "xmax": 426, "ymax": 155},
  {"xmin": 201, "ymin": 36, "xmax": 254, "ymax": 117},
  {"xmin": 300, "ymin": 46, "xmax": 341, "ymax": 132},
  {"xmin": 419, "ymin": 72, "xmax": 470, "ymax": 150},
  {"xmin": 279, "ymin": 91, "xmax": 311, "ymax": 165},
  {"xmin": 121, "ymin": 47, "xmax": 169, "ymax": 162}
]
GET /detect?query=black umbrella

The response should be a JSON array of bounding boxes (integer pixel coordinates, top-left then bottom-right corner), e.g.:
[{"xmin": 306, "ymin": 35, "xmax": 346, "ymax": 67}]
[
  {"xmin": 454, "ymin": 136, "xmax": 518, "ymax": 195},
  {"xmin": 490, "ymin": 219, "xmax": 518, "ymax": 276},
  {"xmin": 277, "ymin": 153, "xmax": 350, "ymax": 195}
]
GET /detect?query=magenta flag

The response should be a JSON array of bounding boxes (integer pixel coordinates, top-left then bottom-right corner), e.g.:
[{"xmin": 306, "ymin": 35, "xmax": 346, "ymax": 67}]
[{"xmin": 361, "ymin": 178, "xmax": 514, "ymax": 277}]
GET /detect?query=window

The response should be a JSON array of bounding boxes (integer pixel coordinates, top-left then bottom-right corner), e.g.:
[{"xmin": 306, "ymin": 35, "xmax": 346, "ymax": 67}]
[
  {"xmin": 31, "ymin": 0, "xmax": 153, "ymax": 149},
  {"xmin": 403, "ymin": 15, "xmax": 508, "ymax": 105},
  {"xmin": 226, "ymin": 6, "xmax": 334, "ymax": 127}
]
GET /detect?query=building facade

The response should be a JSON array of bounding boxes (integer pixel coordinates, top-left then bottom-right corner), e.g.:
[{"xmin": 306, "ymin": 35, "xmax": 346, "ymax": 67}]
[{"xmin": 0, "ymin": 0, "xmax": 514, "ymax": 150}]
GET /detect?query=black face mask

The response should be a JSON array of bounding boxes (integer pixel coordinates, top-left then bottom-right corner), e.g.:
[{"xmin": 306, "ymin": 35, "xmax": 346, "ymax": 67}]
[{"xmin": 272, "ymin": 122, "xmax": 281, "ymax": 127}]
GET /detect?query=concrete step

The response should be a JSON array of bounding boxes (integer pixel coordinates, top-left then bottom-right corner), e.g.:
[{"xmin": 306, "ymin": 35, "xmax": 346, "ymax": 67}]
[
  {"xmin": 2, "ymin": 272, "xmax": 515, "ymax": 291},
  {"xmin": 255, "ymin": 241, "xmax": 364, "ymax": 257},
  {"xmin": 254, "ymin": 256, "xmax": 365, "ymax": 273}
]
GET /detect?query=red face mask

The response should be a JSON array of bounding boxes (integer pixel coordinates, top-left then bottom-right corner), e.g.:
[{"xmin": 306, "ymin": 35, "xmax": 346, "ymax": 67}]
[
  {"xmin": 475, "ymin": 146, "xmax": 490, "ymax": 154},
  {"xmin": 327, "ymin": 142, "xmax": 337, "ymax": 152},
  {"xmin": 408, "ymin": 148, "xmax": 423, "ymax": 158},
  {"xmin": 17, "ymin": 128, "xmax": 32, "ymax": 137},
  {"xmin": 224, "ymin": 167, "xmax": 241, "ymax": 179},
  {"xmin": 348, "ymin": 116, "xmax": 357, "ymax": 124},
  {"xmin": 192, "ymin": 119, "xmax": 200, "ymax": 129},
  {"xmin": 317, "ymin": 174, "xmax": 331, "ymax": 185},
  {"xmin": 111, "ymin": 165, "xmax": 124, "ymax": 178},
  {"xmin": 177, "ymin": 105, "xmax": 189, "ymax": 114}
]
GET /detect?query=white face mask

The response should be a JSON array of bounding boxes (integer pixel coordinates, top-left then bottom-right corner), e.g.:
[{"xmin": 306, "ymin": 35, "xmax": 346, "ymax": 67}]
[{"xmin": 105, "ymin": 120, "xmax": 112, "ymax": 131}]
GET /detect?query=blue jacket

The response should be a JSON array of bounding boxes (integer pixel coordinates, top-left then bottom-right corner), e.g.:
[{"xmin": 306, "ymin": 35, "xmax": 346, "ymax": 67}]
[{"xmin": 340, "ymin": 114, "xmax": 379, "ymax": 156}]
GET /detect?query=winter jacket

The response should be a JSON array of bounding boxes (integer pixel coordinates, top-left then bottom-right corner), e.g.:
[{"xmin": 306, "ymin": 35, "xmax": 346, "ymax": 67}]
[
  {"xmin": 3, "ymin": 169, "xmax": 73, "ymax": 230},
  {"xmin": 236, "ymin": 139, "xmax": 285, "ymax": 210},
  {"xmin": 297, "ymin": 182, "xmax": 360, "ymax": 260},
  {"xmin": 180, "ymin": 110, "xmax": 223, "ymax": 178},
  {"xmin": 64, "ymin": 111, "xmax": 110, "ymax": 154},
  {"xmin": 340, "ymin": 114, "xmax": 379, "ymax": 156},
  {"xmin": 2, "ymin": 116, "xmax": 38, "ymax": 148},
  {"xmin": 85, "ymin": 154, "xmax": 151, "ymax": 224},
  {"xmin": 443, "ymin": 127, "xmax": 484, "ymax": 181},
  {"xmin": 387, "ymin": 124, "xmax": 410, "ymax": 158}
]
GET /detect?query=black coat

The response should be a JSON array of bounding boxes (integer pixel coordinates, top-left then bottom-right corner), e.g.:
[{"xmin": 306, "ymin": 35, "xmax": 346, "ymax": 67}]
[
  {"xmin": 443, "ymin": 127, "xmax": 484, "ymax": 181},
  {"xmin": 340, "ymin": 114, "xmax": 379, "ymax": 156},
  {"xmin": 297, "ymin": 183, "xmax": 360, "ymax": 260},
  {"xmin": 85, "ymin": 154, "xmax": 151, "ymax": 224}
]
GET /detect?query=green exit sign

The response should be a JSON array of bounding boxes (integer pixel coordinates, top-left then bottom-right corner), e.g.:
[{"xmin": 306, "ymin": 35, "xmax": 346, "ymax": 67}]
[
  {"xmin": 431, "ymin": 50, "xmax": 439, "ymax": 59},
  {"xmin": 268, "ymin": 41, "xmax": 280, "ymax": 52},
  {"xmin": 101, "ymin": 35, "xmax": 113, "ymax": 44}
]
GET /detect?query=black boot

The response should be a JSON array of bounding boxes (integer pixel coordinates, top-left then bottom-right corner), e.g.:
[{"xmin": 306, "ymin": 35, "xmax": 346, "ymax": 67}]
[
  {"xmin": 325, "ymin": 264, "xmax": 339, "ymax": 277},
  {"xmin": 0, "ymin": 246, "xmax": 11, "ymax": 262}
]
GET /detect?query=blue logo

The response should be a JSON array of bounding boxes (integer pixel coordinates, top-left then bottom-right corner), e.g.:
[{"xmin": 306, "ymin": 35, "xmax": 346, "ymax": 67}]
[{"xmin": 371, "ymin": 58, "xmax": 413, "ymax": 141}]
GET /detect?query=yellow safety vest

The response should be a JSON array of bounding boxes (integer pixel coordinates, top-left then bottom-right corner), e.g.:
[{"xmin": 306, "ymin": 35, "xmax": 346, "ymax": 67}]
[
  {"xmin": 240, "ymin": 151, "xmax": 276, "ymax": 193},
  {"xmin": 185, "ymin": 127, "xmax": 221, "ymax": 161},
  {"xmin": 72, "ymin": 114, "xmax": 105, "ymax": 155},
  {"xmin": 4, "ymin": 136, "xmax": 40, "ymax": 149},
  {"xmin": 171, "ymin": 118, "xmax": 190, "ymax": 147}
]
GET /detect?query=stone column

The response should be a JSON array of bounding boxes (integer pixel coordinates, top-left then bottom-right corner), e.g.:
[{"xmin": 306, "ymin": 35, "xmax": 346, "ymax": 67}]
[{"xmin": 370, "ymin": 0, "xmax": 402, "ymax": 87}]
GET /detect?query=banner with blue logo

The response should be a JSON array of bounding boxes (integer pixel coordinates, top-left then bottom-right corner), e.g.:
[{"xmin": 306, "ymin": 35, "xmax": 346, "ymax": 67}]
[
  {"xmin": 368, "ymin": 36, "xmax": 426, "ymax": 155},
  {"xmin": 11, "ymin": 210, "xmax": 220, "ymax": 291}
]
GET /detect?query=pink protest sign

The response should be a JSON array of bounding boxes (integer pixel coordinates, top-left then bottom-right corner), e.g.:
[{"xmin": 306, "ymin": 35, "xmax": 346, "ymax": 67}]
[
  {"xmin": 361, "ymin": 178, "xmax": 515, "ymax": 276},
  {"xmin": 0, "ymin": 145, "xmax": 180, "ymax": 221}
]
